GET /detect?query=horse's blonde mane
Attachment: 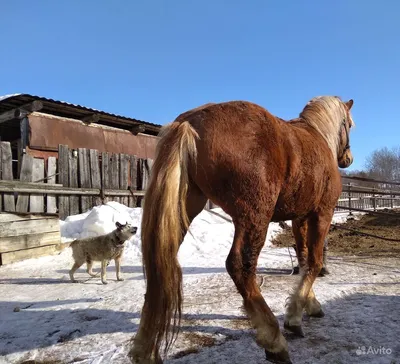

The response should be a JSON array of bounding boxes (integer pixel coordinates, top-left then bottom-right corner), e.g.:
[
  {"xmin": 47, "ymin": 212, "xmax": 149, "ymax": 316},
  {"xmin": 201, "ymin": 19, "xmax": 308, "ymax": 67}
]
[{"xmin": 300, "ymin": 96, "xmax": 355, "ymax": 159}]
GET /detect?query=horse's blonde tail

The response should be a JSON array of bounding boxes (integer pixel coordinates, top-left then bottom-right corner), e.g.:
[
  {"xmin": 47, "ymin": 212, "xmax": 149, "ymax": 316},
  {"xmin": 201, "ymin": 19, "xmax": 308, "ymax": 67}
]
[{"xmin": 129, "ymin": 120, "xmax": 199, "ymax": 362}]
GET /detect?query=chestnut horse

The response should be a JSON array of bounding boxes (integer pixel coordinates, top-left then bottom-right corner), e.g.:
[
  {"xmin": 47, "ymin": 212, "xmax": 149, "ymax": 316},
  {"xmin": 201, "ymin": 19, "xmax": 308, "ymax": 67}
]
[{"xmin": 130, "ymin": 96, "xmax": 355, "ymax": 364}]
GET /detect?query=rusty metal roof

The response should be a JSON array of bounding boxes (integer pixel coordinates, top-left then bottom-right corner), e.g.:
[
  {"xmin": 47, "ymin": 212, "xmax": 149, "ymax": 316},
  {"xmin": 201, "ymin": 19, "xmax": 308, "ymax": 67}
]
[{"xmin": 0, "ymin": 93, "xmax": 161, "ymax": 135}]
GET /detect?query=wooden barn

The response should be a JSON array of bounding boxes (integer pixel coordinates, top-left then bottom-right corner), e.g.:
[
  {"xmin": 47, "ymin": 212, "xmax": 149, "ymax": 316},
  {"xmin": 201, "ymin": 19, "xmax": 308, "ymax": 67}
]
[
  {"xmin": 0, "ymin": 93, "xmax": 162, "ymax": 265},
  {"xmin": 0, "ymin": 93, "xmax": 161, "ymax": 170}
]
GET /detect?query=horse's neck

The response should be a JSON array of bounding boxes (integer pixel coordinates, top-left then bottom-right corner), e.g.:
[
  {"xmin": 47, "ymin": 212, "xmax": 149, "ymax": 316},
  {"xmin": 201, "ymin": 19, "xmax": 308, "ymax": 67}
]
[{"xmin": 286, "ymin": 117, "xmax": 304, "ymax": 125}]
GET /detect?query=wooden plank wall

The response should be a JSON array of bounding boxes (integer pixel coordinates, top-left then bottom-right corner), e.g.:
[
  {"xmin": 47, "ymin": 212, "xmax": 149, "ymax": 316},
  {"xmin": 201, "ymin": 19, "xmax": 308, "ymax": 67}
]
[
  {"xmin": 1, "ymin": 142, "xmax": 15, "ymax": 212},
  {"xmin": 0, "ymin": 142, "xmax": 153, "ymax": 219},
  {"xmin": 0, "ymin": 213, "xmax": 61, "ymax": 265},
  {"xmin": 53, "ymin": 145, "xmax": 153, "ymax": 219}
]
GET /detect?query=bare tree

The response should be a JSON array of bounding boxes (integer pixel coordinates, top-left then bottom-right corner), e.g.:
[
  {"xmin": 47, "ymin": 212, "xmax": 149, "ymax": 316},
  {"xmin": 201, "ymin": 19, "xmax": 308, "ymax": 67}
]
[{"xmin": 365, "ymin": 146, "xmax": 400, "ymax": 181}]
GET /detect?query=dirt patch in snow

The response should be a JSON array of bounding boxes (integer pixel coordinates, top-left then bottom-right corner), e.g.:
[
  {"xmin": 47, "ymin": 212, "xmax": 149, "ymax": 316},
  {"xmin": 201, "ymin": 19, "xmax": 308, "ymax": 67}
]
[{"xmin": 272, "ymin": 209, "xmax": 400, "ymax": 257}]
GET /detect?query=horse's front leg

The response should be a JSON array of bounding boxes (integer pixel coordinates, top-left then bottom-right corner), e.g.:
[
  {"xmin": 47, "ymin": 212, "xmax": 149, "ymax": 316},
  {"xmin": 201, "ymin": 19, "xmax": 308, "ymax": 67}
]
[{"xmin": 284, "ymin": 210, "xmax": 332, "ymax": 336}]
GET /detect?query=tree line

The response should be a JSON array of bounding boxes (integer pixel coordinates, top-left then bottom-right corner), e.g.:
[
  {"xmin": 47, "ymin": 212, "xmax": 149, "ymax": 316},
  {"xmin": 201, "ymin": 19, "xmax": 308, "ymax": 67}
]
[{"xmin": 341, "ymin": 146, "xmax": 400, "ymax": 185}]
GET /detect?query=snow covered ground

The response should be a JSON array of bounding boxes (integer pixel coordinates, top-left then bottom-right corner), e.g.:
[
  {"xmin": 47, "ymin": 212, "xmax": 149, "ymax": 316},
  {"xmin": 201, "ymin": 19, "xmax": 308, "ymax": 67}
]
[{"xmin": 0, "ymin": 202, "xmax": 398, "ymax": 364}]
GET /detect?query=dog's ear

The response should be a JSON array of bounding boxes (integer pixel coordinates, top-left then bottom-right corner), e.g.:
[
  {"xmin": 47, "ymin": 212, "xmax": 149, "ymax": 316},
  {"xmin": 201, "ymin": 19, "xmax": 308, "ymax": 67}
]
[{"xmin": 115, "ymin": 222, "xmax": 122, "ymax": 230}]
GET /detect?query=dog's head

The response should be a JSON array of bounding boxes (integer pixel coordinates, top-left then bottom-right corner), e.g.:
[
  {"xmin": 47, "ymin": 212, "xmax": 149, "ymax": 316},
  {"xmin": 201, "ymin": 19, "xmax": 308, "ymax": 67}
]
[{"xmin": 115, "ymin": 221, "xmax": 137, "ymax": 243}]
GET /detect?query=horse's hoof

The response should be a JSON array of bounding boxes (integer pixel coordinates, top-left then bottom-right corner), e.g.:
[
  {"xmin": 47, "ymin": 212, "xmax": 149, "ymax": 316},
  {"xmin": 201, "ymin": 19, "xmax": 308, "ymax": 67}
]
[
  {"xmin": 265, "ymin": 348, "xmax": 292, "ymax": 364},
  {"xmin": 318, "ymin": 267, "xmax": 330, "ymax": 277},
  {"xmin": 309, "ymin": 309, "xmax": 325, "ymax": 318},
  {"xmin": 284, "ymin": 322, "xmax": 305, "ymax": 337}
]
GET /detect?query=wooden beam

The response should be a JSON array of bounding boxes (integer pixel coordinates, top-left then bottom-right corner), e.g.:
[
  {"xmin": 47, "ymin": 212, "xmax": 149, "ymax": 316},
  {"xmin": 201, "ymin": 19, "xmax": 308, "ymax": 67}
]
[
  {"xmin": 0, "ymin": 213, "xmax": 59, "ymax": 223},
  {"xmin": 0, "ymin": 101, "xmax": 43, "ymax": 124},
  {"xmin": 0, "ymin": 231, "xmax": 61, "ymax": 253},
  {"xmin": 82, "ymin": 113, "xmax": 101, "ymax": 125},
  {"xmin": 0, "ymin": 218, "xmax": 60, "ymax": 238},
  {"xmin": 341, "ymin": 175, "xmax": 400, "ymax": 186},
  {"xmin": 0, "ymin": 180, "xmax": 146, "ymax": 196},
  {"xmin": 1, "ymin": 244, "xmax": 62, "ymax": 265},
  {"xmin": 130, "ymin": 124, "xmax": 146, "ymax": 135}
]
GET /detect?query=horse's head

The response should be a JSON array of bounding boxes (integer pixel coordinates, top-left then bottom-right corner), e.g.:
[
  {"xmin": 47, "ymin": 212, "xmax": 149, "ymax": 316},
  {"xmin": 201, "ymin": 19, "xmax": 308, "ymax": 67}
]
[
  {"xmin": 337, "ymin": 99, "xmax": 354, "ymax": 168},
  {"xmin": 300, "ymin": 96, "xmax": 355, "ymax": 169}
]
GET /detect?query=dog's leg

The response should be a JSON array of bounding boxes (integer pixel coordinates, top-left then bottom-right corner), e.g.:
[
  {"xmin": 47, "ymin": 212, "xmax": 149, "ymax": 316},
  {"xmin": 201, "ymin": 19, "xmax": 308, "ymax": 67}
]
[
  {"xmin": 86, "ymin": 260, "xmax": 97, "ymax": 277},
  {"xmin": 69, "ymin": 261, "xmax": 83, "ymax": 283},
  {"xmin": 101, "ymin": 260, "xmax": 108, "ymax": 284},
  {"xmin": 115, "ymin": 255, "xmax": 124, "ymax": 281}
]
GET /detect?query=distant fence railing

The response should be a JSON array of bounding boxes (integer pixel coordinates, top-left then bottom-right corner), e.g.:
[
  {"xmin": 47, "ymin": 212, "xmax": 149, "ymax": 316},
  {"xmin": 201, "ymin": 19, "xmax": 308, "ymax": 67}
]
[
  {"xmin": 0, "ymin": 142, "xmax": 152, "ymax": 220},
  {"xmin": 336, "ymin": 176, "xmax": 400, "ymax": 214}
]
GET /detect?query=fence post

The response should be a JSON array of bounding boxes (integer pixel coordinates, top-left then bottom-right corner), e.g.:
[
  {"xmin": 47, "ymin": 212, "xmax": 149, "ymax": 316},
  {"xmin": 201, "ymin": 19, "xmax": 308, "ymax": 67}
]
[
  {"xmin": 347, "ymin": 183, "xmax": 353, "ymax": 216},
  {"xmin": 390, "ymin": 185, "xmax": 394, "ymax": 209},
  {"xmin": 372, "ymin": 187, "xmax": 376, "ymax": 211}
]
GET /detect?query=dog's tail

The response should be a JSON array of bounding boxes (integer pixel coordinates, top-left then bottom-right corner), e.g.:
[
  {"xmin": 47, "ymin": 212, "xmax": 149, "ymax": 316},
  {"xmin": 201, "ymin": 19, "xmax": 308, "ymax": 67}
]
[
  {"xmin": 129, "ymin": 120, "xmax": 199, "ymax": 362},
  {"xmin": 63, "ymin": 240, "xmax": 78, "ymax": 249}
]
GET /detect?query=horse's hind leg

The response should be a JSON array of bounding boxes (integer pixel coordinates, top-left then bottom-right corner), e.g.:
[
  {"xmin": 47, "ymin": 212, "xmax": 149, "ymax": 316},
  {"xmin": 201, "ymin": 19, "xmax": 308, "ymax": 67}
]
[
  {"xmin": 284, "ymin": 211, "xmax": 332, "ymax": 336},
  {"xmin": 292, "ymin": 218, "xmax": 325, "ymax": 318},
  {"xmin": 292, "ymin": 218, "xmax": 308, "ymax": 274},
  {"xmin": 226, "ymin": 219, "xmax": 291, "ymax": 364}
]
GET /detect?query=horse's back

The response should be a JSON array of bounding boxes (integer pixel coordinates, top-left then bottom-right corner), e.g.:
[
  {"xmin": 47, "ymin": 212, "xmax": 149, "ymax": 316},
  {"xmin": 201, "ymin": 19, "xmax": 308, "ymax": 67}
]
[
  {"xmin": 173, "ymin": 100, "xmax": 342, "ymax": 220},
  {"xmin": 175, "ymin": 101, "xmax": 288, "ymax": 213}
]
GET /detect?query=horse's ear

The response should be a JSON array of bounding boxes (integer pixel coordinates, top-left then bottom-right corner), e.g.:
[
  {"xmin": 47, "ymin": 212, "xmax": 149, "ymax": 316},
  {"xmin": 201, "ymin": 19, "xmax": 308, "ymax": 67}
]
[{"xmin": 345, "ymin": 99, "xmax": 354, "ymax": 110}]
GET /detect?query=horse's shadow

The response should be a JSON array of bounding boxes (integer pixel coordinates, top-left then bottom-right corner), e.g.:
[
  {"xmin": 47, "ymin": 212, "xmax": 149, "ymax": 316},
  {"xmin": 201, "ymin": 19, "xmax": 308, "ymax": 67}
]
[{"xmin": 0, "ymin": 293, "xmax": 398, "ymax": 364}]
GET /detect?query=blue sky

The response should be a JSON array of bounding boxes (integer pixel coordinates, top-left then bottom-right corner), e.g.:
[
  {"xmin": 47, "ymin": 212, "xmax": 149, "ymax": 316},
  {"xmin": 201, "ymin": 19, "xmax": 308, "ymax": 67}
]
[{"xmin": 1, "ymin": 0, "xmax": 399, "ymax": 171}]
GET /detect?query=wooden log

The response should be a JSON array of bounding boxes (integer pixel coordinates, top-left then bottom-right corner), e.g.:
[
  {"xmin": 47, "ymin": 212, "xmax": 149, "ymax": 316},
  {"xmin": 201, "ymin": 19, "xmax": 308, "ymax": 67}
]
[
  {"xmin": 58, "ymin": 145, "xmax": 70, "ymax": 219},
  {"xmin": 0, "ymin": 101, "xmax": 43, "ymax": 124},
  {"xmin": 1, "ymin": 244, "xmax": 62, "ymax": 265},
  {"xmin": 101, "ymin": 152, "xmax": 110, "ymax": 204},
  {"xmin": 0, "ymin": 231, "xmax": 61, "ymax": 253},
  {"xmin": 78, "ymin": 148, "xmax": 91, "ymax": 213},
  {"xmin": 0, "ymin": 144, "xmax": 2, "ymax": 211},
  {"xmin": 0, "ymin": 218, "xmax": 60, "ymax": 238},
  {"xmin": 68, "ymin": 150, "xmax": 80, "ymax": 216},
  {"xmin": 0, "ymin": 183, "xmax": 146, "ymax": 196},
  {"xmin": 0, "ymin": 213, "xmax": 58, "ymax": 223},
  {"xmin": 341, "ymin": 175, "xmax": 400, "ymax": 187},
  {"xmin": 335, "ymin": 205, "xmax": 398, "ymax": 217},
  {"xmin": 137, "ymin": 158, "xmax": 145, "ymax": 207},
  {"xmin": 130, "ymin": 124, "xmax": 146, "ymax": 135},
  {"xmin": 29, "ymin": 158, "xmax": 45, "ymax": 212},
  {"xmin": 16, "ymin": 154, "xmax": 34, "ymax": 212},
  {"xmin": 110, "ymin": 153, "xmax": 120, "ymax": 203},
  {"xmin": 90, "ymin": 149, "xmax": 102, "ymax": 206},
  {"xmin": 129, "ymin": 155, "xmax": 138, "ymax": 207},
  {"xmin": 47, "ymin": 157, "xmax": 57, "ymax": 213},
  {"xmin": 142, "ymin": 158, "xmax": 153, "ymax": 189},
  {"xmin": 119, "ymin": 154, "xmax": 129, "ymax": 206},
  {"xmin": 1, "ymin": 142, "xmax": 15, "ymax": 212},
  {"xmin": 20, "ymin": 117, "xmax": 29, "ymax": 154},
  {"xmin": 82, "ymin": 113, "xmax": 100, "ymax": 125}
]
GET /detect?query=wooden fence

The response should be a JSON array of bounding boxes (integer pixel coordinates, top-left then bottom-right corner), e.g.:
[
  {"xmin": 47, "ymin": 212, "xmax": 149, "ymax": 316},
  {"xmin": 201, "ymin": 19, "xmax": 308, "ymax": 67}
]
[
  {"xmin": 336, "ymin": 178, "xmax": 400, "ymax": 213},
  {"xmin": 0, "ymin": 142, "xmax": 153, "ymax": 220},
  {"xmin": 0, "ymin": 213, "xmax": 61, "ymax": 265}
]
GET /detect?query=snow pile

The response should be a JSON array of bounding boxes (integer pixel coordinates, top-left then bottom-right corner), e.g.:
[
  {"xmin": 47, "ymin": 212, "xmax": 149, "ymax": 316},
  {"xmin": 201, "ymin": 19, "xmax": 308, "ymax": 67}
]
[
  {"xmin": 60, "ymin": 202, "xmax": 140, "ymax": 242},
  {"xmin": 59, "ymin": 202, "xmax": 283, "ymax": 267}
]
